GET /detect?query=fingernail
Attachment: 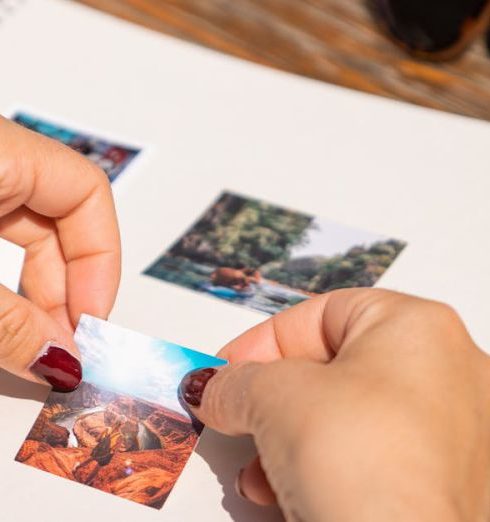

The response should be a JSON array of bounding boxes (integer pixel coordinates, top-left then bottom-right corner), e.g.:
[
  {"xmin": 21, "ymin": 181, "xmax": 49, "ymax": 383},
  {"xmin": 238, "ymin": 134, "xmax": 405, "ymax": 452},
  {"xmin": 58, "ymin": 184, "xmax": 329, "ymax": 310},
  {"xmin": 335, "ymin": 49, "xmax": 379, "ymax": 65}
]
[
  {"xmin": 30, "ymin": 344, "xmax": 82, "ymax": 392},
  {"xmin": 179, "ymin": 367, "xmax": 217, "ymax": 407},
  {"xmin": 235, "ymin": 468, "xmax": 248, "ymax": 499}
]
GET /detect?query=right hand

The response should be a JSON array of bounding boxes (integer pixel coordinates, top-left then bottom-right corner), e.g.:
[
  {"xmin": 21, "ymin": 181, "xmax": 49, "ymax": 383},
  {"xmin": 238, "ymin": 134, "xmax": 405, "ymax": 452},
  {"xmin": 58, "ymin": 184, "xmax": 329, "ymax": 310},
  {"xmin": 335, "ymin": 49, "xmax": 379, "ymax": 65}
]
[{"xmin": 180, "ymin": 289, "xmax": 490, "ymax": 521}]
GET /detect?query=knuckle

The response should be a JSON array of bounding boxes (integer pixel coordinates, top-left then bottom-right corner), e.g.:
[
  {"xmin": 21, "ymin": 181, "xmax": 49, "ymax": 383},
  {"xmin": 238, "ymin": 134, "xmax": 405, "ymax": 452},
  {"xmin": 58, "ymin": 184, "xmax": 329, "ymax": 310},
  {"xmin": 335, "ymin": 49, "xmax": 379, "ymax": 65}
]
[
  {"xmin": 84, "ymin": 162, "xmax": 113, "ymax": 201},
  {"xmin": 0, "ymin": 303, "xmax": 34, "ymax": 364},
  {"xmin": 422, "ymin": 300, "xmax": 463, "ymax": 329},
  {"xmin": 83, "ymin": 159, "xmax": 110, "ymax": 189},
  {"xmin": 346, "ymin": 289, "xmax": 462, "ymax": 330},
  {"xmin": 44, "ymin": 137, "xmax": 109, "ymax": 192},
  {"xmin": 0, "ymin": 155, "xmax": 24, "ymax": 203},
  {"xmin": 347, "ymin": 288, "xmax": 405, "ymax": 324},
  {"xmin": 92, "ymin": 164, "xmax": 110, "ymax": 187}
]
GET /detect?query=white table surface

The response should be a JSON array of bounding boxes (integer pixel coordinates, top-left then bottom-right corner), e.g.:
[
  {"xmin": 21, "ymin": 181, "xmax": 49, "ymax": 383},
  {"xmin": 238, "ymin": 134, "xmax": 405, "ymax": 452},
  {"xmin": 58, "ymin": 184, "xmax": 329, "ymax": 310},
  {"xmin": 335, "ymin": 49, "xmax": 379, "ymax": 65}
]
[{"xmin": 0, "ymin": 0, "xmax": 489, "ymax": 520}]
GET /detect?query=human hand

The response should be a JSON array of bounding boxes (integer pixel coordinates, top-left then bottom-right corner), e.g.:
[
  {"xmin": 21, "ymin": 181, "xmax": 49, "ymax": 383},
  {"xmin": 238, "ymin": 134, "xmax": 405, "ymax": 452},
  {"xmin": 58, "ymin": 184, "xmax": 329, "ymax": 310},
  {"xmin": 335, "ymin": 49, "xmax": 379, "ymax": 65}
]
[
  {"xmin": 0, "ymin": 116, "xmax": 120, "ymax": 391},
  {"xmin": 179, "ymin": 289, "xmax": 490, "ymax": 521}
]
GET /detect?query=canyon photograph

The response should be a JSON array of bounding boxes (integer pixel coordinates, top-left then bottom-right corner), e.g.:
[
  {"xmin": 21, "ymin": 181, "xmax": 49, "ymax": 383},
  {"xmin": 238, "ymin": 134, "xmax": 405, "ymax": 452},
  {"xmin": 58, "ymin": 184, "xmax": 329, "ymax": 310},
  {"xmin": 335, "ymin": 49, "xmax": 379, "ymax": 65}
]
[
  {"xmin": 16, "ymin": 315, "xmax": 225, "ymax": 508},
  {"xmin": 16, "ymin": 382, "xmax": 199, "ymax": 509}
]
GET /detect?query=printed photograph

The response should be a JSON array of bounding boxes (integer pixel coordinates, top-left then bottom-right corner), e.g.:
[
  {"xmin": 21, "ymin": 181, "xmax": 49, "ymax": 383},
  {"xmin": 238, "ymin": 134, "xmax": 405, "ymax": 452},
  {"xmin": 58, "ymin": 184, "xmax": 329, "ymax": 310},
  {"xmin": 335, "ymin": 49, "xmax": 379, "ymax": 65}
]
[
  {"xmin": 11, "ymin": 111, "xmax": 140, "ymax": 182},
  {"xmin": 16, "ymin": 315, "xmax": 226, "ymax": 509},
  {"xmin": 144, "ymin": 192, "xmax": 406, "ymax": 314}
]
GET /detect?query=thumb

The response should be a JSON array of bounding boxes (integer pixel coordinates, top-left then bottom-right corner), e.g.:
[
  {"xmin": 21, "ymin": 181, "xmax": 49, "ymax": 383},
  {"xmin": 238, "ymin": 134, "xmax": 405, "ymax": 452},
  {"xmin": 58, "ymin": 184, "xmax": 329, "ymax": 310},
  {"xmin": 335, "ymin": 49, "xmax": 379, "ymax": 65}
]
[
  {"xmin": 179, "ymin": 358, "xmax": 325, "ymax": 516},
  {"xmin": 0, "ymin": 284, "xmax": 82, "ymax": 391},
  {"xmin": 179, "ymin": 358, "xmax": 323, "ymax": 437}
]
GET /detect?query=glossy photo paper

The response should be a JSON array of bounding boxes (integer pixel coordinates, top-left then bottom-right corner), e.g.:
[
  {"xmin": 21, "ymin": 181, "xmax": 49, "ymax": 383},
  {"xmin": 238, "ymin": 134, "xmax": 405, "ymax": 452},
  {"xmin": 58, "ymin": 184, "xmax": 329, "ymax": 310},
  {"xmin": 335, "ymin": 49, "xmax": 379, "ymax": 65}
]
[
  {"xmin": 144, "ymin": 191, "xmax": 406, "ymax": 314},
  {"xmin": 15, "ymin": 316, "xmax": 226, "ymax": 509}
]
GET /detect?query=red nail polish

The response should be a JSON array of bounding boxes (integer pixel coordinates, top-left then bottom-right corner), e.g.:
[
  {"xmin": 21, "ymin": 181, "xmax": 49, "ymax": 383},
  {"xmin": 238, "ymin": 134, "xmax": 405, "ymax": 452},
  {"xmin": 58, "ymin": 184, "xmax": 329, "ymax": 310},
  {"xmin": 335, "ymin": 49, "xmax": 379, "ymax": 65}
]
[
  {"xmin": 179, "ymin": 367, "xmax": 217, "ymax": 407},
  {"xmin": 30, "ymin": 345, "xmax": 82, "ymax": 392}
]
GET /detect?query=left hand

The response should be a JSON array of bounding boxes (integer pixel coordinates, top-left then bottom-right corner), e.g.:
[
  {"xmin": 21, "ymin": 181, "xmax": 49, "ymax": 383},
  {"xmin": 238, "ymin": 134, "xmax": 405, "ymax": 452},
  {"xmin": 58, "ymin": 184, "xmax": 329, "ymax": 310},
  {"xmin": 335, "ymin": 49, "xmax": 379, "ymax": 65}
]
[{"xmin": 0, "ymin": 116, "xmax": 121, "ymax": 390}]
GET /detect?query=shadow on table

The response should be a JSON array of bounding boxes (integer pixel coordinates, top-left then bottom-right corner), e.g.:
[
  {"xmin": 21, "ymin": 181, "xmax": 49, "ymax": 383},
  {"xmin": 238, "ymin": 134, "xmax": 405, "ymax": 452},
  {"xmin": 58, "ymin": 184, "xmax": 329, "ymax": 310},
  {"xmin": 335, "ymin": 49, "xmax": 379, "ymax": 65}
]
[
  {"xmin": 196, "ymin": 429, "xmax": 284, "ymax": 522},
  {"xmin": 0, "ymin": 369, "xmax": 47, "ymax": 402}
]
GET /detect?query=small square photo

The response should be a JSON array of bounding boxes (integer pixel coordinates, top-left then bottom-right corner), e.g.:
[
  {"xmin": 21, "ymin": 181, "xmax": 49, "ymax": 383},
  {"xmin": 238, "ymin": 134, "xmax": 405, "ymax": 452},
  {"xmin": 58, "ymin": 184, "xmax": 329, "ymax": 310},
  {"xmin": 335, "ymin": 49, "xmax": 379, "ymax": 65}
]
[
  {"xmin": 144, "ymin": 192, "xmax": 406, "ymax": 314},
  {"xmin": 11, "ymin": 111, "xmax": 140, "ymax": 182},
  {"xmin": 15, "ymin": 316, "xmax": 225, "ymax": 509}
]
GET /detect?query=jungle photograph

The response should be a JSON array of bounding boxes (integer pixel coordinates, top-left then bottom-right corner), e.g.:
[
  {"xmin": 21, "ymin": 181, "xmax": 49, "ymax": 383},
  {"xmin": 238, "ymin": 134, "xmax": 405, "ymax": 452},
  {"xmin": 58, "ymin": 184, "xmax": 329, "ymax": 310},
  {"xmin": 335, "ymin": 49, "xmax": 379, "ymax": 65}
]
[{"xmin": 144, "ymin": 191, "xmax": 406, "ymax": 314}]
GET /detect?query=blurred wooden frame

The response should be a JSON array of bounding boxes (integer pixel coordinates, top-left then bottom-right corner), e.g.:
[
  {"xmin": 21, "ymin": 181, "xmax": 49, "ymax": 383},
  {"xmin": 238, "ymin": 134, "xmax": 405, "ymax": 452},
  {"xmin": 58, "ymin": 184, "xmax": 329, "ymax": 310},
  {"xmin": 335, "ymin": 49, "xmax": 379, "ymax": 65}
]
[{"xmin": 76, "ymin": 0, "xmax": 490, "ymax": 122}]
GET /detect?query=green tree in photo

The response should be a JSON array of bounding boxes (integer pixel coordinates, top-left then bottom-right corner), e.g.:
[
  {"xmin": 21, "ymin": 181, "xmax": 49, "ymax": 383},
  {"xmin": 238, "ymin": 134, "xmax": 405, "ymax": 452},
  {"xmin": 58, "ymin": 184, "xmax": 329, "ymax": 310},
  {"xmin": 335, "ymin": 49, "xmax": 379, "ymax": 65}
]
[
  {"xmin": 159, "ymin": 192, "xmax": 406, "ymax": 297},
  {"xmin": 262, "ymin": 239, "xmax": 406, "ymax": 293},
  {"xmin": 169, "ymin": 192, "xmax": 313, "ymax": 268}
]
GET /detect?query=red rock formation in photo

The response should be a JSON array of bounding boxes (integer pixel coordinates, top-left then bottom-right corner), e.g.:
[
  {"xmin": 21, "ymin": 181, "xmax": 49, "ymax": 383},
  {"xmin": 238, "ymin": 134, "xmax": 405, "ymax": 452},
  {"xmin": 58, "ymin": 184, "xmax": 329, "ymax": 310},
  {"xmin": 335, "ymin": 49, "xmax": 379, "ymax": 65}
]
[
  {"xmin": 91, "ymin": 449, "xmax": 188, "ymax": 508},
  {"xmin": 16, "ymin": 440, "xmax": 89, "ymax": 479},
  {"xmin": 47, "ymin": 382, "xmax": 104, "ymax": 409},
  {"xmin": 25, "ymin": 410, "xmax": 70, "ymax": 447},
  {"xmin": 73, "ymin": 409, "xmax": 140, "ymax": 451},
  {"xmin": 16, "ymin": 381, "xmax": 200, "ymax": 509},
  {"xmin": 73, "ymin": 411, "xmax": 108, "ymax": 448}
]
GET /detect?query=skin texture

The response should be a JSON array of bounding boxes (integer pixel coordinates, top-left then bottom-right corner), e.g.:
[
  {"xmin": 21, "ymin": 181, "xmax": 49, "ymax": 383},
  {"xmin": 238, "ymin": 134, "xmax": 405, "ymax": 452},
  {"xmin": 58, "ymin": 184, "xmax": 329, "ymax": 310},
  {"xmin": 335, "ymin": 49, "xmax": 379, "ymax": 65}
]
[
  {"xmin": 2, "ymin": 116, "xmax": 488, "ymax": 520},
  {"xmin": 0, "ymin": 116, "xmax": 120, "ymax": 383},
  {"xmin": 188, "ymin": 289, "xmax": 490, "ymax": 522}
]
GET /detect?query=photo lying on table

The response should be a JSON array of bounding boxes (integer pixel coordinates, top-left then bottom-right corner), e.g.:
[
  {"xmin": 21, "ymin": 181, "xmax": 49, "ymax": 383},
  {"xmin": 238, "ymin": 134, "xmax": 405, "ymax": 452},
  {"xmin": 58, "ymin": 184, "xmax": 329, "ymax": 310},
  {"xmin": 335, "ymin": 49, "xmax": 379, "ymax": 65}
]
[
  {"xmin": 144, "ymin": 191, "xmax": 406, "ymax": 315},
  {"xmin": 10, "ymin": 111, "xmax": 141, "ymax": 182},
  {"xmin": 15, "ymin": 315, "xmax": 226, "ymax": 509}
]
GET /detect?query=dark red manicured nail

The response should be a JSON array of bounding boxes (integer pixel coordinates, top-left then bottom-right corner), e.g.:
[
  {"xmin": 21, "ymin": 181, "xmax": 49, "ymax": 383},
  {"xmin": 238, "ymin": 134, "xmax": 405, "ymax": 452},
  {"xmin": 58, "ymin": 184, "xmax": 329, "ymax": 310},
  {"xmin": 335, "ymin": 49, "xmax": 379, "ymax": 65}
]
[
  {"xmin": 179, "ymin": 367, "xmax": 217, "ymax": 407},
  {"xmin": 30, "ymin": 345, "xmax": 82, "ymax": 392}
]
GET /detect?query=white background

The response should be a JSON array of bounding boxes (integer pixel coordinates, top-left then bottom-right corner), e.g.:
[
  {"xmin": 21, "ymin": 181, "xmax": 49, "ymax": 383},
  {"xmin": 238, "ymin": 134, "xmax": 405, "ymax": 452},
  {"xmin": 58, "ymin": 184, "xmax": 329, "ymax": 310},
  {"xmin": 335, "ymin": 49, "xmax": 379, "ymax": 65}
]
[
  {"xmin": 0, "ymin": 0, "xmax": 490, "ymax": 520},
  {"xmin": 0, "ymin": 238, "xmax": 23, "ymax": 292}
]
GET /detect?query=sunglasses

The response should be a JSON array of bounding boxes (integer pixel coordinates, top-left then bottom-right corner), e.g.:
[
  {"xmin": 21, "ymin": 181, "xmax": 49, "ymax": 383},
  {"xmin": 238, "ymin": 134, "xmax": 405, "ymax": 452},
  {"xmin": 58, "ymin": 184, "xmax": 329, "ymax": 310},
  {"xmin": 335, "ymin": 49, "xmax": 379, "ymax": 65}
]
[{"xmin": 368, "ymin": 0, "xmax": 490, "ymax": 60}]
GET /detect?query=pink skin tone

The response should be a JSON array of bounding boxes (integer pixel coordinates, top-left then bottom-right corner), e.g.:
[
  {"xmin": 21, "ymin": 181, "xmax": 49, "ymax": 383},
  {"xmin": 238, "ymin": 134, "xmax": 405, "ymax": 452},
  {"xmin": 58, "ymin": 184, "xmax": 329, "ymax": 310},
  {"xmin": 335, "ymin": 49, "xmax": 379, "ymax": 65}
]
[
  {"xmin": 0, "ymin": 116, "xmax": 120, "ymax": 389},
  {"xmin": 181, "ymin": 289, "xmax": 490, "ymax": 522}
]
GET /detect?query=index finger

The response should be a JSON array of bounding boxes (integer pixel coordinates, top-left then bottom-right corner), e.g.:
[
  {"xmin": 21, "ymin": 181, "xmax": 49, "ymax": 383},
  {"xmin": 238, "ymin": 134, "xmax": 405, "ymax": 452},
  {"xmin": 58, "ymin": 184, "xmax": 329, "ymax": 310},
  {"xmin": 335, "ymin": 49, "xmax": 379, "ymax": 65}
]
[{"xmin": 0, "ymin": 116, "xmax": 121, "ymax": 324}]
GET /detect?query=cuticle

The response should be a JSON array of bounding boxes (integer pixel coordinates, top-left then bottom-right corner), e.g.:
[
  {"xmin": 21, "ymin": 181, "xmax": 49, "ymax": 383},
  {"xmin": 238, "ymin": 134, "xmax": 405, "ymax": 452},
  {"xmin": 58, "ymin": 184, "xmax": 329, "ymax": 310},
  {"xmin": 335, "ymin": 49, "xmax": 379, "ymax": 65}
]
[{"xmin": 28, "ymin": 341, "xmax": 66, "ymax": 370}]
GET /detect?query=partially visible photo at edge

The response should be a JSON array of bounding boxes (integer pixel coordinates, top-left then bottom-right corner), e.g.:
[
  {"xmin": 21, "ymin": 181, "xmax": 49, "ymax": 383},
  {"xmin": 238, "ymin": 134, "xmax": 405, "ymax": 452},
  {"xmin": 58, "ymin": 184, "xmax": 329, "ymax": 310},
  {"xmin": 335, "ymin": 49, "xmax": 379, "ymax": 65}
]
[
  {"xmin": 10, "ymin": 111, "xmax": 141, "ymax": 182},
  {"xmin": 15, "ymin": 315, "xmax": 226, "ymax": 510},
  {"xmin": 144, "ymin": 191, "xmax": 407, "ymax": 315}
]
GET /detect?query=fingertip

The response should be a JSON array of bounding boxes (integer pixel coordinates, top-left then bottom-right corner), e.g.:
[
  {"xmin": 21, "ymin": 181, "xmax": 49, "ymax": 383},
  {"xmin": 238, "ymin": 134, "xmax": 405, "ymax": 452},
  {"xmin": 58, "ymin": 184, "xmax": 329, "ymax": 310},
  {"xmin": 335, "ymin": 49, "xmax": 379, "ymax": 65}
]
[
  {"xmin": 178, "ymin": 367, "xmax": 218, "ymax": 409},
  {"xmin": 236, "ymin": 456, "xmax": 277, "ymax": 506},
  {"xmin": 178, "ymin": 361, "xmax": 269, "ymax": 437},
  {"xmin": 29, "ymin": 342, "xmax": 82, "ymax": 393}
]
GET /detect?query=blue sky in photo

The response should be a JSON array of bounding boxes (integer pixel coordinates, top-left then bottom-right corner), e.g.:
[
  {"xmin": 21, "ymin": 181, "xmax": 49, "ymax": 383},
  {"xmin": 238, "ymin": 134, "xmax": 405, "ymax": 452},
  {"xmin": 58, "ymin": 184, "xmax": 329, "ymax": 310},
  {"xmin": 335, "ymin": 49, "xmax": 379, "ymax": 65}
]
[{"xmin": 75, "ymin": 315, "xmax": 226, "ymax": 416}]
